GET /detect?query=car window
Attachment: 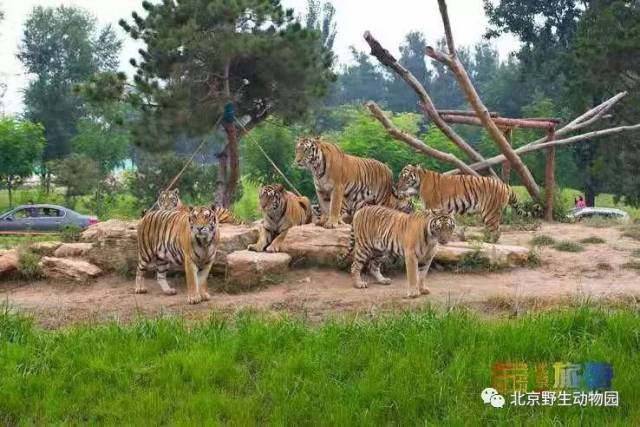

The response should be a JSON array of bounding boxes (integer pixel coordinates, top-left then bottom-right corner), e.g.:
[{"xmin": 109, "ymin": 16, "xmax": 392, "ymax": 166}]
[
  {"xmin": 13, "ymin": 208, "xmax": 34, "ymax": 219},
  {"xmin": 40, "ymin": 208, "xmax": 64, "ymax": 217}
]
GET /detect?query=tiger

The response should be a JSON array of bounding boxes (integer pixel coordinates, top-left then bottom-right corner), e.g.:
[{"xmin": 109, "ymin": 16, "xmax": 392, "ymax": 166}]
[
  {"xmin": 294, "ymin": 136, "xmax": 397, "ymax": 229},
  {"xmin": 397, "ymin": 165, "xmax": 521, "ymax": 242},
  {"xmin": 146, "ymin": 188, "xmax": 243, "ymax": 225},
  {"xmin": 134, "ymin": 206, "xmax": 220, "ymax": 304},
  {"xmin": 350, "ymin": 205, "xmax": 456, "ymax": 298},
  {"xmin": 247, "ymin": 184, "xmax": 312, "ymax": 252}
]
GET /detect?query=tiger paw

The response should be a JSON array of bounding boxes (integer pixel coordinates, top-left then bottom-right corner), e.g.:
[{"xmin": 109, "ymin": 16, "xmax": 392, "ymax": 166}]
[
  {"xmin": 405, "ymin": 290, "xmax": 420, "ymax": 299},
  {"xmin": 187, "ymin": 294, "xmax": 203, "ymax": 304},
  {"xmin": 247, "ymin": 244, "xmax": 258, "ymax": 252},
  {"xmin": 200, "ymin": 291, "xmax": 211, "ymax": 301},
  {"xmin": 376, "ymin": 278, "xmax": 392, "ymax": 285},
  {"xmin": 353, "ymin": 280, "xmax": 368, "ymax": 289},
  {"xmin": 163, "ymin": 288, "xmax": 177, "ymax": 296},
  {"xmin": 266, "ymin": 245, "xmax": 280, "ymax": 253},
  {"xmin": 323, "ymin": 222, "xmax": 337, "ymax": 229},
  {"xmin": 420, "ymin": 287, "xmax": 431, "ymax": 295},
  {"xmin": 134, "ymin": 287, "xmax": 148, "ymax": 294}
]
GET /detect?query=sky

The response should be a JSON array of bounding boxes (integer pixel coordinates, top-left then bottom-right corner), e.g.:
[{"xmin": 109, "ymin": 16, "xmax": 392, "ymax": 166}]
[{"xmin": 0, "ymin": 0, "xmax": 520, "ymax": 115}]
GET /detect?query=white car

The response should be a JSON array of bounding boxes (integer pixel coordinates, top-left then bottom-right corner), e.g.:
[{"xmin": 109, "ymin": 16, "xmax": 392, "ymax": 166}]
[{"xmin": 566, "ymin": 207, "xmax": 630, "ymax": 222}]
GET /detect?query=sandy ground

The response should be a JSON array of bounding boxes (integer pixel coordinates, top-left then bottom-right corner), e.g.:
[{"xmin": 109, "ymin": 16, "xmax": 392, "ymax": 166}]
[{"xmin": 1, "ymin": 223, "xmax": 639, "ymax": 327}]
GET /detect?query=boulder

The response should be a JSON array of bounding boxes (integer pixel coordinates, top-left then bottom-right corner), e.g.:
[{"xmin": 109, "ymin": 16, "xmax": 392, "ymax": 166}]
[
  {"xmin": 39, "ymin": 257, "xmax": 102, "ymax": 282},
  {"xmin": 224, "ymin": 250, "xmax": 291, "ymax": 292},
  {"xmin": 82, "ymin": 219, "xmax": 259, "ymax": 274},
  {"xmin": 276, "ymin": 224, "xmax": 352, "ymax": 267},
  {"xmin": 28, "ymin": 241, "xmax": 62, "ymax": 256},
  {"xmin": 0, "ymin": 249, "xmax": 19, "ymax": 277},
  {"xmin": 53, "ymin": 242, "xmax": 93, "ymax": 258},
  {"xmin": 435, "ymin": 241, "xmax": 532, "ymax": 268}
]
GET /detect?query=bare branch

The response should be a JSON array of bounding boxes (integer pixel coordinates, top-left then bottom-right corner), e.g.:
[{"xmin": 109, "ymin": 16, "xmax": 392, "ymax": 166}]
[
  {"xmin": 366, "ymin": 101, "xmax": 480, "ymax": 177},
  {"xmin": 437, "ymin": 0, "xmax": 456, "ymax": 56},
  {"xmin": 363, "ymin": 30, "xmax": 499, "ymax": 178},
  {"xmin": 440, "ymin": 114, "xmax": 556, "ymax": 130},
  {"xmin": 445, "ymin": 123, "xmax": 640, "ymax": 175}
]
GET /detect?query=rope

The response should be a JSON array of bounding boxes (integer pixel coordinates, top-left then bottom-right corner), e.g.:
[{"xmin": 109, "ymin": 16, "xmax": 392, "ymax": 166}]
[{"xmin": 234, "ymin": 118, "xmax": 303, "ymax": 197}]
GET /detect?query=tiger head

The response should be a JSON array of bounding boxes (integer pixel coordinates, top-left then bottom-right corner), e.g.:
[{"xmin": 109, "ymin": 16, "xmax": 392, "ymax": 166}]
[
  {"xmin": 294, "ymin": 137, "xmax": 321, "ymax": 168},
  {"xmin": 426, "ymin": 210, "xmax": 456, "ymax": 245},
  {"xmin": 258, "ymin": 184, "xmax": 286, "ymax": 214},
  {"xmin": 188, "ymin": 206, "xmax": 219, "ymax": 245},
  {"xmin": 397, "ymin": 165, "xmax": 422, "ymax": 197},
  {"xmin": 157, "ymin": 188, "xmax": 181, "ymax": 210}
]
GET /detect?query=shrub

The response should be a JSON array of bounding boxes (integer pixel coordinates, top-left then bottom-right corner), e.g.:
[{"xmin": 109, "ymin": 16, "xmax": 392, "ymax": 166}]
[
  {"xmin": 530, "ymin": 235, "xmax": 556, "ymax": 246},
  {"xmin": 580, "ymin": 236, "xmax": 606, "ymax": 244},
  {"xmin": 552, "ymin": 241, "xmax": 585, "ymax": 252},
  {"xmin": 17, "ymin": 249, "xmax": 42, "ymax": 281},
  {"xmin": 231, "ymin": 178, "xmax": 261, "ymax": 221},
  {"xmin": 60, "ymin": 225, "xmax": 82, "ymax": 243}
]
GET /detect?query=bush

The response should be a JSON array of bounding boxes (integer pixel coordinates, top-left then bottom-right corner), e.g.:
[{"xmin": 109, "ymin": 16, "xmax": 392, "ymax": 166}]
[
  {"xmin": 552, "ymin": 241, "xmax": 585, "ymax": 252},
  {"xmin": 580, "ymin": 236, "xmax": 606, "ymax": 244},
  {"xmin": 530, "ymin": 235, "xmax": 556, "ymax": 246},
  {"xmin": 231, "ymin": 178, "xmax": 261, "ymax": 221},
  {"xmin": 17, "ymin": 249, "xmax": 42, "ymax": 281},
  {"xmin": 60, "ymin": 225, "xmax": 82, "ymax": 243}
]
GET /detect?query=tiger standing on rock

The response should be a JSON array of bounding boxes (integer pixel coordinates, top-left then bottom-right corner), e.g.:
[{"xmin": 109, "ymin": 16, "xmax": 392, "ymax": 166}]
[
  {"xmin": 295, "ymin": 136, "xmax": 399, "ymax": 228},
  {"xmin": 135, "ymin": 206, "xmax": 220, "ymax": 304},
  {"xmin": 248, "ymin": 184, "xmax": 312, "ymax": 252},
  {"xmin": 397, "ymin": 165, "xmax": 521, "ymax": 242},
  {"xmin": 350, "ymin": 206, "xmax": 456, "ymax": 298}
]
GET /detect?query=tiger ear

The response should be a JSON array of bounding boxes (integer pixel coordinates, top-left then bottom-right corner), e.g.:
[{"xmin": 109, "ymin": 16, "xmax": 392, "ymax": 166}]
[
  {"xmin": 173, "ymin": 188, "xmax": 179, "ymax": 195},
  {"xmin": 188, "ymin": 206, "xmax": 194, "ymax": 213},
  {"xmin": 275, "ymin": 184, "xmax": 284, "ymax": 192}
]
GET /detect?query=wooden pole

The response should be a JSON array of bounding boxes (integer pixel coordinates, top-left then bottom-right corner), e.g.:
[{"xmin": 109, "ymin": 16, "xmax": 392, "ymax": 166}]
[
  {"xmin": 544, "ymin": 129, "xmax": 556, "ymax": 221},
  {"xmin": 501, "ymin": 128, "xmax": 512, "ymax": 184},
  {"xmin": 440, "ymin": 114, "xmax": 556, "ymax": 130}
]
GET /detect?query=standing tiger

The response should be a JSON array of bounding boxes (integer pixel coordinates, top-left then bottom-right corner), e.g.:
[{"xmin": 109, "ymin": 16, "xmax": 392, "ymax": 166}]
[
  {"xmin": 135, "ymin": 206, "xmax": 220, "ymax": 304},
  {"xmin": 397, "ymin": 165, "xmax": 520, "ymax": 242},
  {"xmin": 149, "ymin": 188, "xmax": 243, "ymax": 225},
  {"xmin": 247, "ymin": 184, "xmax": 312, "ymax": 252},
  {"xmin": 295, "ymin": 137, "xmax": 399, "ymax": 228},
  {"xmin": 350, "ymin": 206, "xmax": 455, "ymax": 298}
]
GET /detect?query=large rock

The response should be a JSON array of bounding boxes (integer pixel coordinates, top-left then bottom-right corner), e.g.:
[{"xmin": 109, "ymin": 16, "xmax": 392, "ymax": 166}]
[
  {"xmin": 0, "ymin": 249, "xmax": 19, "ymax": 277},
  {"xmin": 276, "ymin": 224, "xmax": 352, "ymax": 267},
  {"xmin": 54, "ymin": 242, "xmax": 92, "ymax": 258},
  {"xmin": 82, "ymin": 219, "xmax": 259, "ymax": 274},
  {"xmin": 224, "ymin": 250, "xmax": 291, "ymax": 292},
  {"xmin": 39, "ymin": 257, "xmax": 102, "ymax": 282},
  {"xmin": 435, "ymin": 241, "xmax": 532, "ymax": 269},
  {"xmin": 28, "ymin": 241, "xmax": 62, "ymax": 256}
]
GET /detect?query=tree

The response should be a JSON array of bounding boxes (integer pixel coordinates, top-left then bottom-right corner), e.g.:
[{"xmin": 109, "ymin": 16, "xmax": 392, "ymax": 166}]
[
  {"xmin": 385, "ymin": 31, "xmax": 433, "ymax": 112},
  {"xmin": 327, "ymin": 47, "xmax": 387, "ymax": 106},
  {"xmin": 116, "ymin": 0, "xmax": 334, "ymax": 207},
  {"xmin": 0, "ymin": 119, "xmax": 46, "ymax": 207},
  {"xmin": 49, "ymin": 154, "xmax": 100, "ymax": 207},
  {"xmin": 304, "ymin": 0, "xmax": 337, "ymax": 54},
  {"xmin": 18, "ymin": 6, "xmax": 121, "ymax": 185}
]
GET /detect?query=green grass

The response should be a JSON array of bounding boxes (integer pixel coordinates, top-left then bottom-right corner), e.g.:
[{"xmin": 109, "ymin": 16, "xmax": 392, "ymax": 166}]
[
  {"xmin": 622, "ymin": 224, "xmax": 640, "ymax": 241},
  {"xmin": 530, "ymin": 234, "xmax": 556, "ymax": 246},
  {"xmin": 0, "ymin": 307, "xmax": 638, "ymax": 425},
  {"xmin": 0, "ymin": 234, "xmax": 59, "ymax": 250},
  {"xmin": 553, "ymin": 240, "xmax": 585, "ymax": 252},
  {"xmin": 231, "ymin": 178, "xmax": 261, "ymax": 221},
  {"xmin": 580, "ymin": 236, "xmax": 607, "ymax": 244}
]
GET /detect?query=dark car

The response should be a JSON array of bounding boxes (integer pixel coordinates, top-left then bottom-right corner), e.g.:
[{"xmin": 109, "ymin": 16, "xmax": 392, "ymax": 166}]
[{"xmin": 0, "ymin": 204, "xmax": 99, "ymax": 233}]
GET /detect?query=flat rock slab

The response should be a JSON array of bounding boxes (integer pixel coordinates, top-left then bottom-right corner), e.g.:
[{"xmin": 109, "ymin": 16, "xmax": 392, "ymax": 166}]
[
  {"xmin": 39, "ymin": 257, "xmax": 102, "ymax": 282},
  {"xmin": 0, "ymin": 249, "xmax": 19, "ymax": 277},
  {"xmin": 277, "ymin": 224, "xmax": 352, "ymax": 267},
  {"xmin": 225, "ymin": 250, "xmax": 291, "ymax": 292},
  {"xmin": 54, "ymin": 242, "xmax": 93, "ymax": 258},
  {"xmin": 29, "ymin": 241, "xmax": 62, "ymax": 256},
  {"xmin": 436, "ymin": 241, "xmax": 531, "ymax": 268}
]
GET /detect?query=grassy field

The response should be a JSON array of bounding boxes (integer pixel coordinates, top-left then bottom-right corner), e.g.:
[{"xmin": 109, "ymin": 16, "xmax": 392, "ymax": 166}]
[{"xmin": 0, "ymin": 306, "xmax": 638, "ymax": 425}]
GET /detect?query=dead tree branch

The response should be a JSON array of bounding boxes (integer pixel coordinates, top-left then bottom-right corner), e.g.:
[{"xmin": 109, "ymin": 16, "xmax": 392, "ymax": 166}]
[
  {"xmin": 444, "ymin": 123, "xmax": 640, "ymax": 175},
  {"xmin": 366, "ymin": 102, "xmax": 480, "ymax": 176},
  {"xmin": 363, "ymin": 30, "xmax": 498, "ymax": 178},
  {"xmin": 428, "ymin": 0, "xmax": 541, "ymax": 201}
]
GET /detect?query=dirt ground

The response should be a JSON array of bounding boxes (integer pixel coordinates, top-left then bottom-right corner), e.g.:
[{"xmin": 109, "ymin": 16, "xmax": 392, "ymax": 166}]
[{"xmin": 1, "ymin": 223, "xmax": 639, "ymax": 327}]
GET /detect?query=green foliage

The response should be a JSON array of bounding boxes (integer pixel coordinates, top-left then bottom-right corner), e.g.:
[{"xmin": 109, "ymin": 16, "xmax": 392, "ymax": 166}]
[
  {"xmin": 127, "ymin": 152, "xmax": 217, "ymax": 209},
  {"xmin": 530, "ymin": 235, "xmax": 556, "ymax": 246},
  {"xmin": 17, "ymin": 249, "xmax": 42, "ymax": 281},
  {"xmin": 60, "ymin": 225, "xmax": 82, "ymax": 243},
  {"xmin": 580, "ymin": 236, "xmax": 606, "ymax": 244},
  {"xmin": 231, "ymin": 178, "xmax": 261, "ymax": 222},
  {"xmin": 49, "ymin": 154, "xmax": 100, "ymax": 207},
  {"xmin": 2, "ymin": 308, "xmax": 639, "ymax": 424},
  {"xmin": 0, "ymin": 118, "xmax": 45, "ymax": 207},
  {"xmin": 18, "ymin": 5, "xmax": 121, "ymax": 162},
  {"xmin": 241, "ymin": 119, "xmax": 315, "ymax": 197},
  {"xmin": 553, "ymin": 241, "xmax": 585, "ymax": 253}
]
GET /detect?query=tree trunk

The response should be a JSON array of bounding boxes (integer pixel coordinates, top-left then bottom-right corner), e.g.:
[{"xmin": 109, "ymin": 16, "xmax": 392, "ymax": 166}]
[
  {"xmin": 585, "ymin": 179, "xmax": 596, "ymax": 208},
  {"xmin": 501, "ymin": 128, "xmax": 512, "ymax": 184},
  {"xmin": 543, "ymin": 130, "xmax": 556, "ymax": 221},
  {"xmin": 215, "ymin": 148, "xmax": 228, "ymax": 207},
  {"xmin": 223, "ymin": 121, "xmax": 240, "ymax": 207},
  {"xmin": 7, "ymin": 177, "xmax": 13, "ymax": 208}
]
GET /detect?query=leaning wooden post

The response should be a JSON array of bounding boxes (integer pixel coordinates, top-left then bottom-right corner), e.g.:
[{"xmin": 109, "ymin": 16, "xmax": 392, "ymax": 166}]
[
  {"xmin": 501, "ymin": 127, "xmax": 512, "ymax": 184},
  {"xmin": 543, "ymin": 128, "xmax": 556, "ymax": 221}
]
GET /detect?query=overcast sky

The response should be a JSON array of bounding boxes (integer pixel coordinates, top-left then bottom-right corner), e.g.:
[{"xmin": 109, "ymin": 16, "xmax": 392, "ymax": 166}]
[{"xmin": 0, "ymin": 0, "xmax": 520, "ymax": 115}]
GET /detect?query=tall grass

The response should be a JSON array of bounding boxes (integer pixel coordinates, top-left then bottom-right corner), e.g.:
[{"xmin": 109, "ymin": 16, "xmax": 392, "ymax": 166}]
[
  {"xmin": 0, "ymin": 307, "xmax": 638, "ymax": 425},
  {"xmin": 231, "ymin": 178, "xmax": 261, "ymax": 221}
]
